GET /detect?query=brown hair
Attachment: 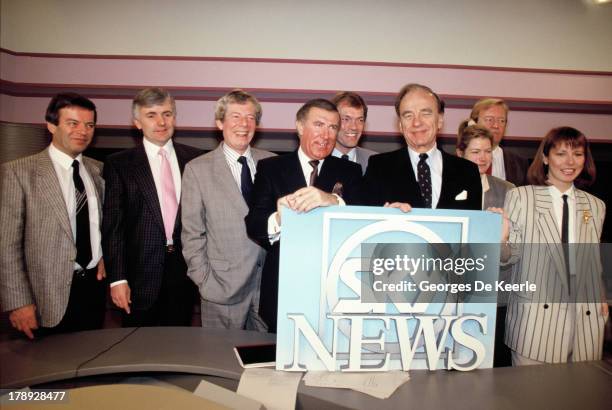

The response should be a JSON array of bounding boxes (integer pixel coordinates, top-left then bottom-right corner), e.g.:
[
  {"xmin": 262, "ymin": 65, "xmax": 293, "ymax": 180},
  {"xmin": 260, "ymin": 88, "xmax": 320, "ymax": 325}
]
[
  {"xmin": 332, "ymin": 91, "xmax": 368, "ymax": 120},
  {"xmin": 527, "ymin": 126, "xmax": 596, "ymax": 187},
  {"xmin": 456, "ymin": 121, "xmax": 493, "ymax": 152},
  {"xmin": 394, "ymin": 83, "xmax": 444, "ymax": 116}
]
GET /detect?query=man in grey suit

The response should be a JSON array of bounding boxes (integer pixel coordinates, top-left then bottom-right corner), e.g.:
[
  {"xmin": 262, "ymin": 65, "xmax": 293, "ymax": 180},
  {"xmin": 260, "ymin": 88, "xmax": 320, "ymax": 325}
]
[
  {"xmin": 331, "ymin": 91, "xmax": 376, "ymax": 174},
  {"xmin": 182, "ymin": 90, "xmax": 275, "ymax": 330},
  {"xmin": 0, "ymin": 93, "xmax": 106, "ymax": 339}
]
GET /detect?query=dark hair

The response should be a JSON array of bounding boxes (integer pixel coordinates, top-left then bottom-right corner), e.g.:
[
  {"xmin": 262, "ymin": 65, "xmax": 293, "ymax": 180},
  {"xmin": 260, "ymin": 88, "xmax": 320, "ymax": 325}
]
[
  {"xmin": 456, "ymin": 121, "xmax": 493, "ymax": 152},
  {"xmin": 527, "ymin": 126, "xmax": 596, "ymax": 187},
  {"xmin": 394, "ymin": 83, "xmax": 444, "ymax": 116},
  {"xmin": 332, "ymin": 91, "xmax": 368, "ymax": 120},
  {"xmin": 45, "ymin": 93, "xmax": 97, "ymax": 125},
  {"xmin": 296, "ymin": 99, "xmax": 338, "ymax": 122}
]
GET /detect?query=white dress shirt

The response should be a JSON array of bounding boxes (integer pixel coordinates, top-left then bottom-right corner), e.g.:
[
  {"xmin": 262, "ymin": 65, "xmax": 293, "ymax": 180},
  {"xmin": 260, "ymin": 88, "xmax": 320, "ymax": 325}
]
[
  {"xmin": 332, "ymin": 147, "xmax": 356, "ymax": 162},
  {"xmin": 491, "ymin": 146, "xmax": 506, "ymax": 180},
  {"xmin": 48, "ymin": 143, "xmax": 101, "ymax": 270},
  {"xmin": 223, "ymin": 143, "xmax": 255, "ymax": 189},
  {"xmin": 407, "ymin": 146, "xmax": 442, "ymax": 209},
  {"xmin": 266, "ymin": 148, "xmax": 344, "ymax": 243},
  {"xmin": 142, "ymin": 137, "xmax": 181, "ymax": 207}
]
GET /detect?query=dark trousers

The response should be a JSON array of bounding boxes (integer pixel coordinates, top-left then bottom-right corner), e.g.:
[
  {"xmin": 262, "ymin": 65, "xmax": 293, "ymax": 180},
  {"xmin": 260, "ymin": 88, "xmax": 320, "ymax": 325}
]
[
  {"xmin": 494, "ymin": 305, "xmax": 512, "ymax": 367},
  {"xmin": 35, "ymin": 267, "xmax": 106, "ymax": 337},
  {"xmin": 122, "ymin": 249, "xmax": 196, "ymax": 327}
]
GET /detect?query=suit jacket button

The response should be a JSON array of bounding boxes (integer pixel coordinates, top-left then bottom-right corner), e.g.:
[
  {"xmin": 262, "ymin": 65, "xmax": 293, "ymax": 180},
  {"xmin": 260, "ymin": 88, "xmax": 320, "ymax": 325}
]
[
  {"xmin": 543, "ymin": 304, "xmax": 549, "ymax": 309},
  {"xmin": 586, "ymin": 310, "xmax": 591, "ymax": 316}
]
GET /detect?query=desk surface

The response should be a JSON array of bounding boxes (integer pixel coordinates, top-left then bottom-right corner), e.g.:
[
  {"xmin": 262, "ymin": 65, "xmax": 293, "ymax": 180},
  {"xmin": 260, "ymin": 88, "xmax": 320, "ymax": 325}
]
[{"xmin": 1, "ymin": 328, "xmax": 611, "ymax": 410}]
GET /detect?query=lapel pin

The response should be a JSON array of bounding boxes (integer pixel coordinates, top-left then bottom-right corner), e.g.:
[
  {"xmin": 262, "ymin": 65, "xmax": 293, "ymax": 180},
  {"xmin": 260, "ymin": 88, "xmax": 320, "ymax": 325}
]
[{"xmin": 583, "ymin": 210, "xmax": 591, "ymax": 224}]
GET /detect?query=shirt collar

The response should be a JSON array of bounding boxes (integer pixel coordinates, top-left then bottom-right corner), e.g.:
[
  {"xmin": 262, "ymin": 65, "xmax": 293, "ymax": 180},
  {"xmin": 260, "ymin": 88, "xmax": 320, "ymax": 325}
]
[
  {"xmin": 48, "ymin": 143, "xmax": 82, "ymax": 170},
  {"xmin": 481, "ymin": 174, "xmax": 490, "ymax": 193},
  {"xmin": 549, "ymin": 184, "xmax": 575, "ymax": 200},
  {"xmin": 298, "ymin": 147, "xmax": 324, "ymax": 169},
  {"xmin": 407, "ymin": 145, "xmax": 440, "ymax": 164},
  {"xmin": 143, "ymin": 137, "xmax": 174, "ymax": 158},
  {"xmin": 332, "ymin": 147, "xmax": 355, "ymax": 161},
  {"xmin": 222, "ymin": 142, "xmax": 252, "ymax": 162}
]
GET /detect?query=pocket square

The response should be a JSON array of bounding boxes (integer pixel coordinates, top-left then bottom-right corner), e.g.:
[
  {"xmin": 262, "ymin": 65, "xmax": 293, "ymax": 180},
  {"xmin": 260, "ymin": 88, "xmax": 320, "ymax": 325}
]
[{"xmin": 455, "ymin": 190, "xmax": 468, "ymax": 201}]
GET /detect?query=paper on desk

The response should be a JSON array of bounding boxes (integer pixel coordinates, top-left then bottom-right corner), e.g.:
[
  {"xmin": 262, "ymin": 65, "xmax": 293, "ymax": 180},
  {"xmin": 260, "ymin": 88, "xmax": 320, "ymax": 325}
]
[
  {"xmin": 194, "ymin": 379, "xmax": 263, "ymax": 410},
  {"xmin": 303, "ymin": 371, "xmax": 410, "ymax": 399},
  {"xmin": 237, "ymin": 368, "xmax": 303, "ymax": 410}
]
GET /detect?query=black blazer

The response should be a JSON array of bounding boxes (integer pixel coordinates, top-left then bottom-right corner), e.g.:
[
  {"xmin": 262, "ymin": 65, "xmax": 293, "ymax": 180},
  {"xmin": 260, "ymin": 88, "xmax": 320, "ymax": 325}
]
[
  {"xmin": 503, "ymin": 148, "xmax": 529, "ymax": 187},
  {"xmin": 102, "ymin": 142, "xmax": 203, "ymax": 310},
  {"xmin": 245, "ymin": 152, "xmax": 363, "ymax": 331},
  {"xmin": 362, "ymin": 148, "xmax": 482, "ymax": 211}
]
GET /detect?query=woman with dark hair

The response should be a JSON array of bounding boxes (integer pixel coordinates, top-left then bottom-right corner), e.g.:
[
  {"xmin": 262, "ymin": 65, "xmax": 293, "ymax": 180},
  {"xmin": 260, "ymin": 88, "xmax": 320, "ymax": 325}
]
[{"xmin": 502, "ymin": 126, "xmax": 608, "ymax": 366}]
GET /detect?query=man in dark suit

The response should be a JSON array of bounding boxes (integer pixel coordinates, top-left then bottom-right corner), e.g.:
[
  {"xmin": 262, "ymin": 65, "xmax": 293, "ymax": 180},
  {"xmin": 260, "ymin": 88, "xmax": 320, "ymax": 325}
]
[
  {"xmin": 102, "ymin": 88, "xmax": 202, "ymax": 327},
  {"xmin": 363, "ymin": 83, "xmax": 481, "ymax": 211},
  {"xmin": 245, "ymin": 99, "xmax": 362, "ymax": 332},
  {"xmin": 469, "ymin": 98, "xmax": 528, "ymax": 186}
]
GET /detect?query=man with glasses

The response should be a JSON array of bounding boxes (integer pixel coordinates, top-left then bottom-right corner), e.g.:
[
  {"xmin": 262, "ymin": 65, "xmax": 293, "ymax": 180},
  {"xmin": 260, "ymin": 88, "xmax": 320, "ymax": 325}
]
[{"xmin": 469, "ymin": 98, "xmax": 528, "ymax": 186}]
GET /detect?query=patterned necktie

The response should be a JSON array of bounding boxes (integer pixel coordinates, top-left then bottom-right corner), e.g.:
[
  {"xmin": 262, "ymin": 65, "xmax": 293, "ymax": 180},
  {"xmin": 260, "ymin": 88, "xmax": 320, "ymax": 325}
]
[
  {"xmin": 341, "ymin": 154, "xmax": 349, "ymax": 161},
  {"xmin": 417, "ymin": 153, "xmax": 432, "ymax": 208},
  {"xmin": 72, "ymin": 160, "xmax": 92, "ymax": 269},
  {"xmin": 159, "ymin": 148, "xmax": 178, "ymax": 241},
  {"xmin": 237, "ymin": 156, "xmax": 253, "ymax": 205},
  {"xmin": 308, "ymin": 160, "xmax": 320, "ymax": 187}
]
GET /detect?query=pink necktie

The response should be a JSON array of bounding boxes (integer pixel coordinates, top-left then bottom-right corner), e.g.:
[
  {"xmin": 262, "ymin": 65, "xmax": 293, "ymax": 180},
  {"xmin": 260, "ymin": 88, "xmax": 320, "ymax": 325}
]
[{"xmin": 159, "ymin": 148, "xmax": 178, "ymax": 241}]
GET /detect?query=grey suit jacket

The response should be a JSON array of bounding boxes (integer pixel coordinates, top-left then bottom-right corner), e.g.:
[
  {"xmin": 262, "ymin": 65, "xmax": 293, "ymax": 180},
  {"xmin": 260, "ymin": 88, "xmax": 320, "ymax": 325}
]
[
  {"xmin": 354, "ymin": 146, "xmax": 377, "ymax": 175},
  {"xmin": 0, "ymin": 148, "xmax": 104, "ymax": 327},
  {"xmin": 483, "ymin": 175, "xmax": 515, "ymax": 209},
  {"xmin": 181, "ymin": 144, "xmax": 275, "ymax": 306},
  {"xmin": 503, "ymin": 185, "xmax": 607, "ymax": 363}
]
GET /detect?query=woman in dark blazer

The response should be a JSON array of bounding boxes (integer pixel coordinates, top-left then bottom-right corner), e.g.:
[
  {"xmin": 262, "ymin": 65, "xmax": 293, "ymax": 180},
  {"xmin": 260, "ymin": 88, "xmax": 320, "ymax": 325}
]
[{"xmin": 502, "ymin": 127, "xmax": 608, "ymax": 366}]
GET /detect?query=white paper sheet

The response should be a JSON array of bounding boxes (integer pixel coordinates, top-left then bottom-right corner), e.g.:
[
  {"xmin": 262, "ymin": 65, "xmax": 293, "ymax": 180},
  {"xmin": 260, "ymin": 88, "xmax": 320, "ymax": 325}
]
[
  {"xmin": 194, "ymin": 379, "xmax": 263, "ymax": 410},
  {"xmin": 237, "ymin": 368, "xmax": 303, "ymax": 410},
  {"xmin": 303, "ymin": 371, "xmax": 410, "ymax": 399}
]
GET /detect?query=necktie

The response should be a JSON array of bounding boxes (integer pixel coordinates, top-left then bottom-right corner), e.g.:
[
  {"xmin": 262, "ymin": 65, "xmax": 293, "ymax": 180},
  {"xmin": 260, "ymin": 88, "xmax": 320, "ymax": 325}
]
[
  {"xmin": 341, "ymin": 154, "xmax": 349, "ymax": 161},
  {"xmin": 308, "ymin": 160, "xmax": 319, "ymax": 187},
  {"xmin": 72, "ymin": 160, "xmax": 92, "ymax": 269},
  {"xmin": 561, "ymin": 194, "xmax": 570, "ymax": 285},
  {"xmin": 237, "ymin": 156, "xmax": 253, "ymax": 204},
  {"xmin": 159, "ymin": 148, "xmax": 178, "ymax": 242},
  {"xmin": 417, "ymin": 153, "xmax": 432, "ymax": 208}
]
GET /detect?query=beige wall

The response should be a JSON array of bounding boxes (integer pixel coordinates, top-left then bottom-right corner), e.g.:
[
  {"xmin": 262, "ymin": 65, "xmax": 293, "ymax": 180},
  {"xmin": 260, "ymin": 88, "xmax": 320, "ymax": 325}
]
[{"xmin": 2, "ymin": 0, "xmax": 612, "ymax": 71}]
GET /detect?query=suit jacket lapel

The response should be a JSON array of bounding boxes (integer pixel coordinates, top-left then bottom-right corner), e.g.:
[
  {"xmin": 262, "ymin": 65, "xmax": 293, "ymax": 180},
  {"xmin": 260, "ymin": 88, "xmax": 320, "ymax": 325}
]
[
  {"xmin": 534, "ymin": 186, "xmax": 569, "ymax": 290},
  {"xmin": 133, "ymin": 146, "xmax": 165, "ymax": 234},
  {"xmin": 82, "ymin": 158, "xmax": 104, "ymax": 219},
  {"xmin": 284, "ymin": 151, "xmax": 307, "ymax": 191},
  {"xmin": 174, "ymin": 142, "xmax": 190, "ymax": 174},
  {"xmin": 37, "ymin": 150, "xmax": 73, "ymax": 240},
  {"xmin": 212, "ymin": 144, "xmax": 248, "ymax": 213}
]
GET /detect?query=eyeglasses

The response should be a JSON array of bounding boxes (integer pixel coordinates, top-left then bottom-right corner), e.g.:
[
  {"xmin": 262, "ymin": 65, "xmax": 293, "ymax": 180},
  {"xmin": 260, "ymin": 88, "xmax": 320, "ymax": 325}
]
[{"xmin": 482, "ymin": 116, "xmax": 507, "ymax": 126}]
